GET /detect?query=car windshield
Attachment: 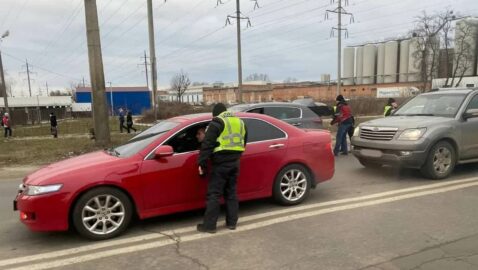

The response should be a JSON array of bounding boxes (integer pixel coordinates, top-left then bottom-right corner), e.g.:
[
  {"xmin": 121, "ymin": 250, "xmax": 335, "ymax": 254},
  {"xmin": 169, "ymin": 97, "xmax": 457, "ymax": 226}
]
[
  {"xmin": 110, "ymin": 121, "xmax": 179, "ymax": 158},
  {"xmin": 394, "ymin": 94, "xmax": 466, "ymax": 118}
]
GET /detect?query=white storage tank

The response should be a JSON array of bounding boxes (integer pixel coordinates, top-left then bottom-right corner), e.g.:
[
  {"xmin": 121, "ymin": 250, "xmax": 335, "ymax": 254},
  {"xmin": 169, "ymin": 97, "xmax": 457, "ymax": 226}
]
[
  {"xmin": 356, "ymin": 46, "xmax": 364, "ymax": 85},
  {"xmin": 453, "ymin": 18, "xmax": 478, "ymax": 77},
  {"xmin": 408, "ymin": 37, "xmax": 421, "ymax": 82},
  {"xmin": 343, "ymin": 47, "xmax": 355, "ymax": 86},
  {"xmin": 384, "ymin": 41, "xmax": 399, "ymax": 83},
  {"xmin": 399, "ymin": 39, "xmax": 410, "ymax": 82},
  {"xmin": 362, "ymin": 44, "xmax": 377, "ymax": 84},
  {"xmin": 376, "ymin": 43, "xmax": 385, "ymax": 83}
]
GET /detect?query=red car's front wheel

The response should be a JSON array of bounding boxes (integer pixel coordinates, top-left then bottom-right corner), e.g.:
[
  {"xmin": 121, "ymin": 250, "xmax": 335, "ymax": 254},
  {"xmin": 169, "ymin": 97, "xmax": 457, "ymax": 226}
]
[{"xmin": 72, "ymin": 187, "xmax": 133, "ymax": 240}]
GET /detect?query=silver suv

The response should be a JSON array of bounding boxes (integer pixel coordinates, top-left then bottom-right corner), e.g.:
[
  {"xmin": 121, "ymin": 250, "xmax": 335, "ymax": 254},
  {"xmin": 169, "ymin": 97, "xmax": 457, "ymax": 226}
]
[{"xmin": 351, "ymin": 88, "xmax": 478, "ymax": 179}]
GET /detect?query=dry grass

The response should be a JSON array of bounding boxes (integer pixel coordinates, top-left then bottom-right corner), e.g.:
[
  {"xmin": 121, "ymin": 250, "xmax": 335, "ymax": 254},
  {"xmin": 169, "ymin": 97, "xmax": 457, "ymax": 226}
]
[{"xmin": 0, "ymin": 134, "xmax": 133, "ymax": 167}]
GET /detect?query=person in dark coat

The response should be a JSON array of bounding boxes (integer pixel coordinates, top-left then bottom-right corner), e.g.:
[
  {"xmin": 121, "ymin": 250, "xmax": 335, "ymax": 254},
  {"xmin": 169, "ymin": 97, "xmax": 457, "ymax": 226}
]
[
  {"xmin": 126, "ymin": 111, "xmax": 137, "ymax": 133},
  {"xmin": 196, "ymin": 103, "xmax": 248, "ymax": 233},
  {"xmin": 50, "ymin": 112, "xmax": 58, "ymax": 138}
]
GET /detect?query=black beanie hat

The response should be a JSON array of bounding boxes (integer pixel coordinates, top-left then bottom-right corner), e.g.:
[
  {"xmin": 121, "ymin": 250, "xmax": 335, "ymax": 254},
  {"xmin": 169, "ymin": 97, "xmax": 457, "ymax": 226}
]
[
  {"xmin": 212, "ymin": 103, "xmax": 227, "ymax": 117},
  {"xmin": 336, "ymin": 95, "xmax": 345, "ymax": 102}
]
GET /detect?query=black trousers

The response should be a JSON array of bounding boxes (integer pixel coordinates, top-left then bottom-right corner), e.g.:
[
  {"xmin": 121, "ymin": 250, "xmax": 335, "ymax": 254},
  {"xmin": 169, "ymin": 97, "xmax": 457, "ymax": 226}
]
[
  {"xmin": 4, "ymin": 127, "xmax": 12, "ymax": 138},
  {"xmin": 119, "ymin": 120, "xmax": 127, "ymax": 133},
  {"xmin": 127, "ymin": 124, "xmax": 136, "ymax": 133},
  {"xmin": 202, "ymin": 160, "xmax": 240, "ymax": 230}
]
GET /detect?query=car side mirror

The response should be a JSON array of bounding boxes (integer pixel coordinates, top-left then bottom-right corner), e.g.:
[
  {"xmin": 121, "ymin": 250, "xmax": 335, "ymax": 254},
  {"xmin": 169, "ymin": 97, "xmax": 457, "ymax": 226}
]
[
  {"xmin": 154, "ymin": 145, "xmax": 174, "ymax": 158},
  {"xmin": 463, "ymin": 109, "xmax": 478, "ymax": 120}
]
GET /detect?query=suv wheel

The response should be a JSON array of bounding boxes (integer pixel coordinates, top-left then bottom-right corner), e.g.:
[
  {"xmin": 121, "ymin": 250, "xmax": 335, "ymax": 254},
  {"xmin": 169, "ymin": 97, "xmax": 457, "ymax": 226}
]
[{"xmin": 420, "ymin": 141, "xmax": 456, "ymax": 180}]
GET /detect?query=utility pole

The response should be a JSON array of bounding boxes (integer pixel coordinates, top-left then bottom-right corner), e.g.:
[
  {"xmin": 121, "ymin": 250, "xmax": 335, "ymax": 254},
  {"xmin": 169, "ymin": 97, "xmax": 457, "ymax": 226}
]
[
  {"xmin": 24, "ymin": 60, "xmax": 33, "ymax": 97},
  {"xmin": 143, "ymin": 50, "xmax": 150, "ymax": 90},
  {"xmin": 0, "ymin": 50, "xmax": 9, "ymax": 117},
  {"xmin": 84, "ymin": 0, "xmax": 111, "ymax": 146},
  {"xmin": 223, "ymin": 0, "xmax": 258, "ymax": 104},
  {"xmin": 82, "ymin": 77, "xmax": 86, "ymax": 87},
  {"xmin": 45, "ymin": 81, "xmax": 49, "ymax": 96},
  {"xmin": 108, "ymin": 81, "xmax": 114, "ymax": 116},
  {"xmin": 326, "ymin": 0, "xmax": 354, "ymax": 96},
  {"xmin": 147, "ymin": 0, "xmax": 158, "ymax": 121}
]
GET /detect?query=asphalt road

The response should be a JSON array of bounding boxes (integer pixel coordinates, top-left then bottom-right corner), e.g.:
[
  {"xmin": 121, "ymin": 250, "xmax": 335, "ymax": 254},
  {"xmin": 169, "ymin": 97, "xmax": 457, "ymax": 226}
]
[{"xmin": 1, "ymin": 156, "xmax": 478, "ymax": 270}]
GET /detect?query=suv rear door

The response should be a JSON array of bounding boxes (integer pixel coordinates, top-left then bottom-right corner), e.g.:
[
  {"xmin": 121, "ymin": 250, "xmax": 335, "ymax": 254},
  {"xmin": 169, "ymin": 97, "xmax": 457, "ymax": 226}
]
[
  {"xmin": 461, "ymin": 94, "xmax": 478, "ymax": 159},
  {"xmin": 262, "ymin": 106, "xmax": 303, "ymax": 127}
]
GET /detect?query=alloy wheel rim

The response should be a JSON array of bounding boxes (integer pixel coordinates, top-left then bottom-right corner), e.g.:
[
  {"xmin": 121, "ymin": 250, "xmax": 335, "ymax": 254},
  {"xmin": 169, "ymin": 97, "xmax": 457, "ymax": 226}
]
[
  {"xmin": 280, "ymin": 169, "xmax": 307, "ymax": 202},
  {"xmin": 433, "ymin": 147, "xmax": 452, "ymax": 174},
  {"xmin": 81, "ymin": 195, "xmax": 125, "ymax": 235}
]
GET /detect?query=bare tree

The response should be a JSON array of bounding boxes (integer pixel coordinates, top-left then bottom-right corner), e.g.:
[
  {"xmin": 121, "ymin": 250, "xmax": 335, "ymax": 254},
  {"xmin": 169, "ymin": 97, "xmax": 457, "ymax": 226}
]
[
  {"xmin": 449, "ymin": 21, "xmax": 477, "ymax": 87},
  {"xmin": 170, "ymin": 70, "xmax": 191, "ymax": 103},
  {"xmin": 245, "ymin": 73, "xmax": 270, "ymax": 82},
  {"xmin": 411, "ymin": 11, "xmax": 453, "ymax": 91}
]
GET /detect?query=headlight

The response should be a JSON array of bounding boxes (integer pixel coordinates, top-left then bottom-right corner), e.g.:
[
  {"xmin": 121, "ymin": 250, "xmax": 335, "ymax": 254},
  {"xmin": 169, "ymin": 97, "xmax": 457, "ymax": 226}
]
[
  {"xmin": 353, "ymin": 127, "xmax": 360, "ymax": 137},
  {"xmin": 25, "ymin": 184, "xmax": 63, "ymax": 196},
  {"xmin": 398, "ymin": 128, "xmax": 426, "ymax": 141}
]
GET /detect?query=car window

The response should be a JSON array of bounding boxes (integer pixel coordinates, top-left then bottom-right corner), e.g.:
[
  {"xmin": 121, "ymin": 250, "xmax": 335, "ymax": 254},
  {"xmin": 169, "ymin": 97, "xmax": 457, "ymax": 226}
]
[
  {"xmin": 263, "ymin": 107, "xmax": 301, "ymax": 120},
  {"xmin": 165, "ymin": 122, "xmax": 210, "ymax": 154},
  {"xmin": 466, "ymin": 95, "xmax": 478, "ymax": 110},
  {"xmin": 248, "ymin": 108, "xmax": 263, "ymax": 114},
  {"xmin": 243, "ymin": 118, "xmax": 286, "ymax": 143}
]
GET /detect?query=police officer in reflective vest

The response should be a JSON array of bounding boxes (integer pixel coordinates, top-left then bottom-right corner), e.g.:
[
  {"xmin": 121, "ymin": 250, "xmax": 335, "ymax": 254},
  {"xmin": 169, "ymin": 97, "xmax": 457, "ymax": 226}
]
[
  {"xmin": 197, "ymin": 103, "xmax": 247, "ymax": 233},
  {"xmin": 384, "ymin": 98, "xmax": 398, "ymax": 117}
]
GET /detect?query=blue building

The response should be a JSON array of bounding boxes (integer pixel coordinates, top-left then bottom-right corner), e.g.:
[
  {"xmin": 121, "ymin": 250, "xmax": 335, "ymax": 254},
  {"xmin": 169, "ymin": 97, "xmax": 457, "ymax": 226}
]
[{"xmin": 75, "ymin": 86, "xmax": 151, "ymax": 115}]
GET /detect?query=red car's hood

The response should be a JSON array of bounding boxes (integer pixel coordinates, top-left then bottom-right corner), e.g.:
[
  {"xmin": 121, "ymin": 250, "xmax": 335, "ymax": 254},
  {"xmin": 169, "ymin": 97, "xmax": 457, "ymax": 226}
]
[{"xmin": 24, "ymin": 151, "xmax": 119, "ymax": 186}]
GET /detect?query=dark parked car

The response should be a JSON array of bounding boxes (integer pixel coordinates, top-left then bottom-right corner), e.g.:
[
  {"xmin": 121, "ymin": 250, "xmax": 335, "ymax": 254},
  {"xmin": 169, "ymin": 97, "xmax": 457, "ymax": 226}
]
[{"xmin": 229, "ymin": 101, "xmax": 328, "ymax": 129}]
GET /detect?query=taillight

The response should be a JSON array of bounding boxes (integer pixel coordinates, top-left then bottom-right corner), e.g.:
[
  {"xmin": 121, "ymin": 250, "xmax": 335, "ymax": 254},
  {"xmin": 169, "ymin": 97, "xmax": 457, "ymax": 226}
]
[{"xmin": 20, "ymin": 211, "xmax": 35, "ymax": 220}]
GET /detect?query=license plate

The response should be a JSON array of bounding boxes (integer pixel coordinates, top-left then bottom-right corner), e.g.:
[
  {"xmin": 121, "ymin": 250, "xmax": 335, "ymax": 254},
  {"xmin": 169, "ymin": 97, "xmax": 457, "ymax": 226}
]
[
  {"xmin": 13, "ymin": 200, "xmax": 17, "ymax": 211},
  {"xmin": 360, "ymin": 149, "xmax": 382, "ymax": 158}
]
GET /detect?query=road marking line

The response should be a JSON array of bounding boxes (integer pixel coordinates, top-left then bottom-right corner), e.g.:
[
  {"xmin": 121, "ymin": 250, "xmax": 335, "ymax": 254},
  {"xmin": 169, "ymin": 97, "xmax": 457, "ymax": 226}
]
[
  {"xmin": 1, "ymin": 176, "xmax": 477, "ymax": 267},
  {"xmin": 7, "ymin": 179, "xmax": 478, "ymax": 270}
]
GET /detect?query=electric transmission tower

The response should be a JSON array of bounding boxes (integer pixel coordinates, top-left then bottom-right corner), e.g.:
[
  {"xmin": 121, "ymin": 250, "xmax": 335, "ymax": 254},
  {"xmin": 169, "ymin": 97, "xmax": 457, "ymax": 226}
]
[
  {"xmin": 20, "ymin": 59, "xmax": 36, "ymax": 97},
  {"xmin": 219, "ymin": 0, "xmax": 260, "ymax": 103},
  {"xmin": 326, "ymin": 0, "xmax": 354, "ymax": 96}
]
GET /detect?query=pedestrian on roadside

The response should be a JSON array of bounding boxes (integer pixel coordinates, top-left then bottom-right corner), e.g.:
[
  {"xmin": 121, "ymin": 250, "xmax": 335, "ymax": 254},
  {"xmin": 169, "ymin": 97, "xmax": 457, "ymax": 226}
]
[
  {"xmin": 50, "ymin": 112, "xmax": 58, "ymax": 138},
  {"xmin": 126, "ymin": 111, "xmax": 137, "ymax": 134},
  {"xmin": 384, "ymin": 98, "xmax": 398, "ymax": 117},
  {"xmin": 118, "ymin": 108, "xmax": 127, "ymax": 133},
  {"xmin": 2, "ymin": 113, "xmax": 12, "ymax": 138},
  {"xmin": 196, "ymin": 103, "xmax": 247, "ymax": 234},
  {"xmin": 331, "ymin": 95, "xmax": 353, "ymax": 156}
]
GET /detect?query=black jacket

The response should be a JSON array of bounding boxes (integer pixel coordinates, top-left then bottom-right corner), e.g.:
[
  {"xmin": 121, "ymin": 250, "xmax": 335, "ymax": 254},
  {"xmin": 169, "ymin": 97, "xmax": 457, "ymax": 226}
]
[
  {"xmin": 198, "ymin": 117, "xmax": 248, "ymax": 169},
  {"xmin": 50, "ymin": 115, "xmax": 57, "ymax": 127}
]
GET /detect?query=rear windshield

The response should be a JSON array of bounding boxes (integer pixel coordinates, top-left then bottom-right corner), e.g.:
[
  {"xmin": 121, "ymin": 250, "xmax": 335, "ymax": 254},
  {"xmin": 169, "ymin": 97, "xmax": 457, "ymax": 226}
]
[{"xmin": 394, "ymin": 94, "xmax": 466, "ymax": 118}]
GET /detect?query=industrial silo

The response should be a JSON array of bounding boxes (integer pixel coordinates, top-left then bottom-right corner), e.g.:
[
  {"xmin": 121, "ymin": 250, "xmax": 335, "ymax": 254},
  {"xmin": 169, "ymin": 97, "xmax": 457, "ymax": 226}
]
[
  {"xmin": 453, "ymin": 18, "xmax": 478, "ymax": 77},
  {"xmin": 399, "ymin": 39, "xmax": 410, "ymax": 82},
  {"xmin": 343, "ymin": 47, "xmax": 355, "ymax": 85},
  {"xmin": 384, "ymin": 41, "xmax": 399, "ymax": 83},
  {"xmin": 408, "ymin": 37, "xmax": 421, "ymax": 82},
  {"xmin": 376, "ymin": 43, "xmax": 385, "ymax": 83},
  {"xmin": 362, "ymin": 44, "xmax": 377, "ymax": 84},
  {"xmin": 356, "ymin": 46, "xmax": 364, "ymax": 85}
]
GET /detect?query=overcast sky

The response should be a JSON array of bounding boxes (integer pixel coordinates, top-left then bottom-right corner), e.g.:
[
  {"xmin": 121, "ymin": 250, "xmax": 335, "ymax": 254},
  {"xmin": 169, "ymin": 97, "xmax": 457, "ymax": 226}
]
[{"xmin": 0, "ymin": 0, "xmax": 476, "ymax": 96}]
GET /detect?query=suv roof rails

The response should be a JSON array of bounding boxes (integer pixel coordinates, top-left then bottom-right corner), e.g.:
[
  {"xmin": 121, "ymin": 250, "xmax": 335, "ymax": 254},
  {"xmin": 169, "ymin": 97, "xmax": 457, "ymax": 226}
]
[{"xmin": 437, "ymin": 87, "xmax": 478, "ymax": 91}]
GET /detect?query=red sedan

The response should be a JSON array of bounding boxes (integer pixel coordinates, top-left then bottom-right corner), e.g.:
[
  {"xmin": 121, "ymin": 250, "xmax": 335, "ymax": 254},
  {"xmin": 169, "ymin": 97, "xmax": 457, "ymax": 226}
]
[{"xmin": 14, "ymin": 113, "xmax": 334, "ymax": 240}]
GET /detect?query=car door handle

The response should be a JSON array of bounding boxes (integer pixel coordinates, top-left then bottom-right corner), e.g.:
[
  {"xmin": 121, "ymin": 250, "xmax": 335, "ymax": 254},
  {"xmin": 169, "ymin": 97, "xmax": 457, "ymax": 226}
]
[
  {"xmin": 292, "ymin": 123, "xmax": 302, "ymax": 126},
  {"xmin": 269, "ymin": 144, "xmax": 285, "ymax": 149}
]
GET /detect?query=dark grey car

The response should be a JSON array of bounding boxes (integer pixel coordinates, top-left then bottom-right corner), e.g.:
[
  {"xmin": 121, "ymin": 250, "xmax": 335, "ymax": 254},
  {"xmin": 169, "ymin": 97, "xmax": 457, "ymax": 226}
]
[
  {"xmin": 351, "ymin": 88, "xmax": 478, "ymax": 179},
  {"xmin": 229, "ymin": 102, "xmax": 325, "ymax": 129}
]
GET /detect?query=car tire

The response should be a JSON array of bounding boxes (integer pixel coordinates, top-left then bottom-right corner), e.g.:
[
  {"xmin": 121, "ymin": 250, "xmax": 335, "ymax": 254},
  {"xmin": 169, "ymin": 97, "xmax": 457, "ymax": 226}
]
[
  {"xmin": 72, "ymin": 187, "xmax": 133, "ymax": 240},
  {"xmin": 420, "ymin": 141, "xmax": 456, "ymax": 180},
  {"xmin": 359, "ymin": 159, "xmax": 382, "ymax": 169},
  {"xmin": 273, "ymin": 164, "xmax": 311, "ymax": 206}
]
